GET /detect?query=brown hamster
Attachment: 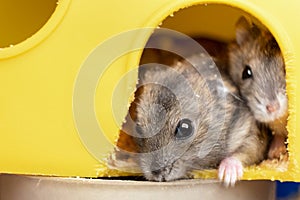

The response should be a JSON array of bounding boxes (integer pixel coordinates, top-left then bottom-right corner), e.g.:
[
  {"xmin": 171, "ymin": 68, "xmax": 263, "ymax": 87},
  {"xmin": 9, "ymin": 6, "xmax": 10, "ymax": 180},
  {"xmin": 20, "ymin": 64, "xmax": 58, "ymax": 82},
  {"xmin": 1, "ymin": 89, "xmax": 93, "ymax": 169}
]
[
  {"xmin": 133, "ymin": 54, "xmax": 269, "ymax": 186},
  {"xmin": 228, "ymin": 17, "xmax": 288, "ymax": 159}
]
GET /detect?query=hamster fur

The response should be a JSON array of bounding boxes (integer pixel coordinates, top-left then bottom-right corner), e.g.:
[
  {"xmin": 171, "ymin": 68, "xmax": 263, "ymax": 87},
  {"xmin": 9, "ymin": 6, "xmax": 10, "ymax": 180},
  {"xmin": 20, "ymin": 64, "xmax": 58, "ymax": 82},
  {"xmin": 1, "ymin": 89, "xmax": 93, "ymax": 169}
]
[
  {"xmin": 228, "ymin": 17, "xmax": 288, "ymax": 159},
  {"xmin": 133, "ymin": 54, "xmax": 269, "ymax": 186}
]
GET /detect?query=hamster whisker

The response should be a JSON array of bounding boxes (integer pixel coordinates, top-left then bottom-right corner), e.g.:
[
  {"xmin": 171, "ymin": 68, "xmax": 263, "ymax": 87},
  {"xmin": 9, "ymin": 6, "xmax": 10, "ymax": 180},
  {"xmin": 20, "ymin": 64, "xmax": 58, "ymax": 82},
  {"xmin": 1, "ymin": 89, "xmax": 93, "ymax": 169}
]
[{"xmin": 227, "ymin": 92, "xmax": 244, "ymax": 102}]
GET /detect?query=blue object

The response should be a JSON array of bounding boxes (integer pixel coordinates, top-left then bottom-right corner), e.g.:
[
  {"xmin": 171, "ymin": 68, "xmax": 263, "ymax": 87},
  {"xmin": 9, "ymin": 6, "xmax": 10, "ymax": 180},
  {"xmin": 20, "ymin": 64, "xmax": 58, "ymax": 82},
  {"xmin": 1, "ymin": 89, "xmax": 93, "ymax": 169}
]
[{"xmin": 276, "ymin": 181, "xmax": 300, "ymax": 199}]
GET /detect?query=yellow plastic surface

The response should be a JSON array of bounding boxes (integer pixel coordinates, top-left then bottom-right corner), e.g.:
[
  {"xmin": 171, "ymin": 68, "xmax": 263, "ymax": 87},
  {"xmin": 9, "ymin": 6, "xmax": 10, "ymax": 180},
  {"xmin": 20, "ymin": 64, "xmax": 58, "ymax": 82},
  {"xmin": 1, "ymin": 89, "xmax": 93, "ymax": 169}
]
[{"xmin": 0, "ymin": 0, "xmax": 299, "ymax": 181}]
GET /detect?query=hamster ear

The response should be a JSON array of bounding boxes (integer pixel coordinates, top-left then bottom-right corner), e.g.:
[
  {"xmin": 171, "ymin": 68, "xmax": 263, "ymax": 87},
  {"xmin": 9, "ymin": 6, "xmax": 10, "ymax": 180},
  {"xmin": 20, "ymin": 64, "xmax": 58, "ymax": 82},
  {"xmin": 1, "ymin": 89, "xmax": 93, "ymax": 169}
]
[
  {"xmin": 235, "ymin": 16, "xmax": 252, "ymax": 45},
  {"xmin": 235, "ymin": 17, "xmax": 261, "ymax": 45},
  {"xmin": 138, "ymin": 64, "xmax": 165, "ymax": 84},
  {"xmin": 235, "ymin": 16, "xmax": 261, "ymax": 45},
  {"xmin": 140, "ymin": 66, "xmax": 159, "ymax": 82}
]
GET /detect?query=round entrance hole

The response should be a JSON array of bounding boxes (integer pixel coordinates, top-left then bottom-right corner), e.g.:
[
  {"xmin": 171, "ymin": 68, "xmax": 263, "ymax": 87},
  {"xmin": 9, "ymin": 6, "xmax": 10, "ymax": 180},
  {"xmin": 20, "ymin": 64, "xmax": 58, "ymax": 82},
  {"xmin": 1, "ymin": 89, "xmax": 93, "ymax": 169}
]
[
  {"xmin": 0, "ymin": 0, "xmax": 58, "ymax": 48},
  {"xmin": 114, "ymin": 3, "xmax": 288, "ymax": 179},
  {"xmin": 0, "ymin": 0, "xmax": 71, "ymax": 59}
]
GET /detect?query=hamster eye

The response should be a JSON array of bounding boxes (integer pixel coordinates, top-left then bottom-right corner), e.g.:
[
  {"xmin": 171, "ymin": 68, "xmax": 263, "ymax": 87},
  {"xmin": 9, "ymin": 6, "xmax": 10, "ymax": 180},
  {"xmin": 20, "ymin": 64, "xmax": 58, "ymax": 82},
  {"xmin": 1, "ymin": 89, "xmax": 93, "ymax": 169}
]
[
  {"xmin": 175, "ymin": 118, "xmax": 194, "ymax": 140},
  {"xmin": 242, "ymin": 65, "xmax": 253, "ymax": 80}
]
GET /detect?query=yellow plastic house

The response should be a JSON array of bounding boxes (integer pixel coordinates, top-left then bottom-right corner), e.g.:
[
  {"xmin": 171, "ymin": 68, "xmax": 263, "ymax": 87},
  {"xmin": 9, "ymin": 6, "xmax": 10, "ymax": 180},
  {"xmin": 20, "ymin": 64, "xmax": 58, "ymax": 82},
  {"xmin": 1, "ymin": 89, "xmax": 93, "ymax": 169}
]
[{"xmin": 0, "ymin": 0, "xmax": 299, "ymax": 181}]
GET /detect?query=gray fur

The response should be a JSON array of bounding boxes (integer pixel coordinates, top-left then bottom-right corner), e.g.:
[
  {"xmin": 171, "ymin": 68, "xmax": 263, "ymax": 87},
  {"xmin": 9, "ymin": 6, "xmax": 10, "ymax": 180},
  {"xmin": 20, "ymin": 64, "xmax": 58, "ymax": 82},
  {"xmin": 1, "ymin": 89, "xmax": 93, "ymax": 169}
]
[{"xmin": 134, "ymin": 54, "xmax": 269, "ymax": 182}]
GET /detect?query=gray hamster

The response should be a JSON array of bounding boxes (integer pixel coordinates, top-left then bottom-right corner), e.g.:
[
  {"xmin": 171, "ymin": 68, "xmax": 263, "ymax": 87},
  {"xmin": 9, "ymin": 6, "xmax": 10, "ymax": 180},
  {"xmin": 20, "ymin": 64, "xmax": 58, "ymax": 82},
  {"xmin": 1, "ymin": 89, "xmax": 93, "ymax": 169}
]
[
  {"xmin": 133, "ymin": 54, "xmax": 269, "ymax": 186},
  {"xmin": 228, "ymin": 17, "xmax": 288, "ymax": 159}
]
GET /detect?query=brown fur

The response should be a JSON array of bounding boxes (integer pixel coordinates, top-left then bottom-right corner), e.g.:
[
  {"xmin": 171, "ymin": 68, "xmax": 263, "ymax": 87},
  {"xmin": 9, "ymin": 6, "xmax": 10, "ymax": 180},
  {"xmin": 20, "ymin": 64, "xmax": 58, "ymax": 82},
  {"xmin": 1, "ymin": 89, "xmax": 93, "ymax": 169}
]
[{"xmin": 228, "ymin": 17, "xmax": 288, "ymax": 159}]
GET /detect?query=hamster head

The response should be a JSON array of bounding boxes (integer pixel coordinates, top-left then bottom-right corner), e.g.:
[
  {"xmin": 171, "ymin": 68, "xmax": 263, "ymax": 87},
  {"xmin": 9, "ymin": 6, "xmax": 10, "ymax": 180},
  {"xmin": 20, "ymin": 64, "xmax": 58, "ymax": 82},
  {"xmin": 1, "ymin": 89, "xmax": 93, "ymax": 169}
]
[
  {"xmin": 134, "ymin": 66, "xmax": 217, "ymax": 182},
  {"xmin": 229, "ymin": 17, "xmax": 287, "ymax": 123}
]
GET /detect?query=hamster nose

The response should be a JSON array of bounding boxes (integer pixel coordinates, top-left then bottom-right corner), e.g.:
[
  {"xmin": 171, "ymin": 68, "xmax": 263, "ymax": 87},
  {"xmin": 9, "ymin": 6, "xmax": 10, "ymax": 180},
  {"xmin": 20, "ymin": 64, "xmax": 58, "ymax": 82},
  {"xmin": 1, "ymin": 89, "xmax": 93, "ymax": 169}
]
[
  {"xmin": 151, "ymin": 169, "xmax": 162, "ymax": 176},
  {"xmin": 266, "ymin": 101, "xmax": 280, "ymax": 113},
  {"xmin": 151, "ymin": 168, "xmax": 167, "ymax": 181}
]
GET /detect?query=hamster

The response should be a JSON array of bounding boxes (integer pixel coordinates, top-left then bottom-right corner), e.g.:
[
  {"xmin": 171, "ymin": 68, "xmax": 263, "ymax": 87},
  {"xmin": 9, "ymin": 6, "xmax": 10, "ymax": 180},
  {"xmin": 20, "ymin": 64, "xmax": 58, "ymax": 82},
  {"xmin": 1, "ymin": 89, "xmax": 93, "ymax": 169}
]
[
  {"xmin": 228, "ymin": 17, "xmax": 288, "ymax": 159},
  {"xmin": 133, "ymin": 54, "xmax": 269, "ymax": 186}
]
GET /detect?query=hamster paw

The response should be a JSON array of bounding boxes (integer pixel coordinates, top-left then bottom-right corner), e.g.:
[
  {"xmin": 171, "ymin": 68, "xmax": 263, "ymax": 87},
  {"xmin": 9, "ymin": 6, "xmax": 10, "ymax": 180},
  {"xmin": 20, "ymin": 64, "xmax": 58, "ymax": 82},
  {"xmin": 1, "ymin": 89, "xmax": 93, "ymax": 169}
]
[
  {"xmin": 268, "ymin": 134, "xmax": 287, "ymax": 159},
  {"xmin": 218, "ymin": 156, "xmax": 243, "ymax": 187}
]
